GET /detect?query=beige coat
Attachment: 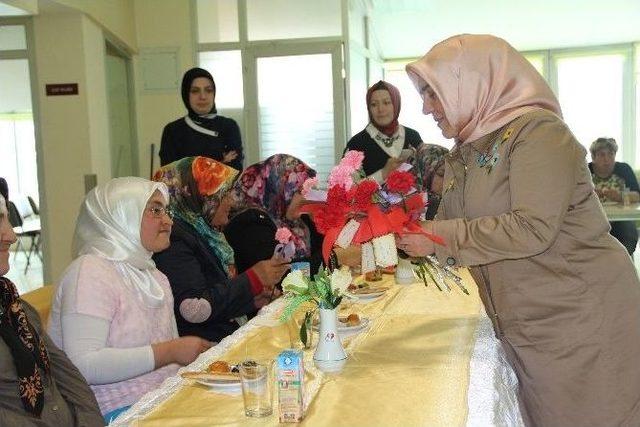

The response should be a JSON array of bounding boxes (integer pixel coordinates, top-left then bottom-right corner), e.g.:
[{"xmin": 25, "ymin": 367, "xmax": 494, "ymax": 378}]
[{"xmin": 434, "ymin": 110, "xmax": 640, "ymax": 427}]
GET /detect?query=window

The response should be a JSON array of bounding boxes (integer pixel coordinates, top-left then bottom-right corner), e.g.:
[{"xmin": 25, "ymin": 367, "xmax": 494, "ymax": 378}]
[
  {"xmin": 0, "ymin": 57, "xmax": 38, "ymax": 201},
  {"xmin": 0, "ymin": 114, "xmax": 38, "ymax": 200},
  {"xmin": 0, "ymin": 25, "xmax": 26, "ymax": 50},
  {"xmin": 246, "ymin": 0, "xmax": 341, "ymax": 41},
  {"xmin": 256, "ymin": 54, "xmax": 335, "ymax": 182},
  {"xmin": 384, "ymin": 45, "xmax": 637, "ymax": 159},
  {"xmin": 196, "ymin": 0, "xmax": 239, "ymax": 43},
  {"xmin": 523, "ymin": 52, "xmax": 547, "ymax": 78},
  {"xmin": 384, "ymin": 63, "xmax": 454, "ymax": 149},
  {"xmin": 556, "ymin": 53, "xmax": 626, "ymax": 156},
  {"xmin": 198, "ymin": 50, "xmax": 244, "ymax": 109}
]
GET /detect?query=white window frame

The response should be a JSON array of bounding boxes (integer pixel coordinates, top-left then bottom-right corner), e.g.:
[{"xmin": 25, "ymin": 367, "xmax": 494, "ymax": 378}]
[{"xmin": 192, "ymin": 0, "xmax": 347, "ymax": 166}]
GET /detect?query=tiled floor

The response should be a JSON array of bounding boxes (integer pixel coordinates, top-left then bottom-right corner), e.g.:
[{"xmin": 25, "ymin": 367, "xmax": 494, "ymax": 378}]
[{"xmin": 7, "ymin": 248, "xmax": 44, "ymax": 295}]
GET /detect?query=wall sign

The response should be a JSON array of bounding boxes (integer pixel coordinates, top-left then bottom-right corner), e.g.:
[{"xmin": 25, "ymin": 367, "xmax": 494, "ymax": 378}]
[{"xmin": 45, "ymin": 83, "xmax": 79, "ymax": 96}]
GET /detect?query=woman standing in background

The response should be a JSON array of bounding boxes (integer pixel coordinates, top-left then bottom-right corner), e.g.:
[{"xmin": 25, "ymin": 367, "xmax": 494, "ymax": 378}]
[
  {"xmin": 345, "ymin": 80, "xmax": 422, "ymax": 183},
  {"xmin": 160, "ymin": 67, "xmax": 244, "ymax": 171}
]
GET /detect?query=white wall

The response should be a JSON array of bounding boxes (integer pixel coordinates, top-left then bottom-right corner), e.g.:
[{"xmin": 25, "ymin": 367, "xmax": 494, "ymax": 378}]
[
  {"xmin": 132, "ymin": 0, "xmax": 196, "ymax": 178},
  {"xmin": 246, "ymin": 0, "xmax": 341, "ymax": 40},
  {"xmin": 33, "ymin": 12, "xmax": 105, "ymax": 282},
  {"xmin": 0, "ymin": 59, "xmax": 31, "ymax": 112}
]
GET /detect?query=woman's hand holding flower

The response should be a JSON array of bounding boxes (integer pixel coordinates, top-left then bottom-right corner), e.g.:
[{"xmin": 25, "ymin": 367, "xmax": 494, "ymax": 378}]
[{"xmin": 396, "ymin": 221, "xmax": 436, "ymax": 257}]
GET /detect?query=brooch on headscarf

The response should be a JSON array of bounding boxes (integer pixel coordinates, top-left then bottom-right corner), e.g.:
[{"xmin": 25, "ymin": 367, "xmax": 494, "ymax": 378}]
[{"xmin": 475, "ymin": 128, "xmax": 514, "ymax": 173}]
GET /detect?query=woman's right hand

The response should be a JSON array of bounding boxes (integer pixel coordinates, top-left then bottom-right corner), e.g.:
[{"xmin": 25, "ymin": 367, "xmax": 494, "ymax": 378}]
[
  {"xmin": 152, "ymin": 336, "xmax": 214, "ymax": 368},
  {"xmin": 252, "ymin": 256, "xmax": 291, "ymax": 288},
  {"xmin": 222, "ymin": 150, "xmax": 238, "ymax": 163},
  {"xmin": 382, "ymin": 157, "xmax": 403, "ymax": 180}
]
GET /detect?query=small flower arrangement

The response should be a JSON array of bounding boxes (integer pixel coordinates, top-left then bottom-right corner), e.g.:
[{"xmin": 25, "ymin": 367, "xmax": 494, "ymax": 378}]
[
  {"xmin": 279, "ymin": 266, "xmax": 352, "ymax": 346},
  {"xmin": 274, "ymin": 227, "xmax": 295, "ymax": 260}
]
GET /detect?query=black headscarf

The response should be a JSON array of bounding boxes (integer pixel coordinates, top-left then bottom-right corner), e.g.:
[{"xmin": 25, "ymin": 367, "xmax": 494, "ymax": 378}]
[
  {"xmin": 0, "ymin": 277, "xmax": 51, "ymax": 417},
  {"xmin": 181, "ymin": 67, "xmax": 217, "ymax": 120},
  {"xmin": 0, "ymin": 177, "xmax": 8, "ymax": 201}
]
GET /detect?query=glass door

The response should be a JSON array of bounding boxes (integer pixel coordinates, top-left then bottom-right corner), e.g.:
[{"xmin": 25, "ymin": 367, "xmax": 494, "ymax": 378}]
[
  {"xmin": 0, "ymin": 20, "xmax": 43, "ymax": 291},
  {"xmin": 244, "ymin": 43, "xmax": 345, "ymax": 182}
]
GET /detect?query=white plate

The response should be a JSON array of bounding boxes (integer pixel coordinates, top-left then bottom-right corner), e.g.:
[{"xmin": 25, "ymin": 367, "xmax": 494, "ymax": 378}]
[
  {"xmin": 347, "ymin": 288, "xmax": 388, "ymax": 299},
  {"xmin": 313, "ymin": 317, "xmax": 370, "ymax": 333},
  {"xmin": 194, "ymin": 377, "xmax": 242, "ymax": 393}
]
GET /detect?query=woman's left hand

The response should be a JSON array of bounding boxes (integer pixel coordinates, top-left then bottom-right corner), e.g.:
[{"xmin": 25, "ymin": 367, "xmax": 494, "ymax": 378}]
[
  {"xmin": 395, "ymin": 221, "xmax": 436, "ymax": 257},
  {"xmin": 222, "ymin": 150, "xmax": 238, "ymax": 163}
]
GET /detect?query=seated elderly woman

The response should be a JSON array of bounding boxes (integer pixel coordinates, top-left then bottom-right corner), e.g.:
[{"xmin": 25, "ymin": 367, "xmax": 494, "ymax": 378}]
[
  {"xmin": 225, "ymin": 154, "xmax": 323, "ymax": 275},
  {"xmin": 588, "ymin": 137, "xmax": 640, "ymax": 255},
  {"xmin": 153, "ymin": 157, "xmax": 289, "ymax": 342},
  {"xmin": 48, "ymin": 177, "xmax": 212, "ymax": 420},
  {"xmin": 413, "ymin": 144, "xmax": 449, "ymax": 220},
  {"xmin": 0, "ymin": 192, "xmax": 103, "ymax": 426}
]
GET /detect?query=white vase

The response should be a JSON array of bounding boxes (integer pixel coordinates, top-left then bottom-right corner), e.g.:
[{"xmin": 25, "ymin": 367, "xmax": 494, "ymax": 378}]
[
  {"xmin": 313, "ymin": 308, "xmax": 347, "ymax": 373},
  {"xmin": 395, "ymin": 257, "xmax": 416, "ymax": 285}
]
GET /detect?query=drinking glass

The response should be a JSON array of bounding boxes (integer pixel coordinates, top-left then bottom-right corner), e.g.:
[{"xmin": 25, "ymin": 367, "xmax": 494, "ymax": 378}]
[{"xmin": 239, "ymin": 359, "xmax": 273, "ymax": 417}]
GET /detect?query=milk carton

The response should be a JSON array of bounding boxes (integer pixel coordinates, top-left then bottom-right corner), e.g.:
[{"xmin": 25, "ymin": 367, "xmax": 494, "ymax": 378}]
[{"xmin": 277, "ymin": 349, "xmax": 304, "ymax": 422}]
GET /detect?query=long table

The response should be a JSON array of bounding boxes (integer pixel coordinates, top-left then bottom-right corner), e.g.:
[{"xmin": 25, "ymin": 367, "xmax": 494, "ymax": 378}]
[
  {"xmin": 603, "ymin": 202, "xmax": 640, "ymax": 222},
  {"xmin": 111, "ymin": 271, "xmax": 523, "ymax": 426}
]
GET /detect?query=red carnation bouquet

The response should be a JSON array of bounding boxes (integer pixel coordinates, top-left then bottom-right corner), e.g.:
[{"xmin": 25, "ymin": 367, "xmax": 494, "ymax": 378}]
[{"xmin": 301, "ymin": 151, "xmax": 445, "ymax": 278}]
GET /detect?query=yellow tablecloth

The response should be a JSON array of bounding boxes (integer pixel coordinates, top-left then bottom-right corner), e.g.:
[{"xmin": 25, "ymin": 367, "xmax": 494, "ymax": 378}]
[{"xmin": 124, "ymin": 271, "xmax": 481, "ymax": 426}]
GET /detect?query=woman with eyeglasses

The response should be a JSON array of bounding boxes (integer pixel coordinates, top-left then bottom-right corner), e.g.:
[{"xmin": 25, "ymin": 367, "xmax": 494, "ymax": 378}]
[
  {"xmin": 48, "ymin": 177, "xmax": 213, "ymax": 421},
  {"xmin": 159, "ymin": 67, "xmax": 244, "ymax": 170},
  {"xmin": 153, "ymin": 157, "xmax": 289, "ymax": 342},
  {"xmin": 588, "ymin": 137, "xmax": 639, "ymax": 255}
]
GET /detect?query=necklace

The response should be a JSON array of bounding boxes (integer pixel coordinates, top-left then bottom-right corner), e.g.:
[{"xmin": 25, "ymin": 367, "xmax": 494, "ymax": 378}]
[{"xmin": 373, "ymin": 132, "xmax": 400, "ymax": 148}]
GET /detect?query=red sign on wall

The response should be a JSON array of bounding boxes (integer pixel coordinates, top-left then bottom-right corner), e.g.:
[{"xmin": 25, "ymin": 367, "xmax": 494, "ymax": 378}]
[{"xmin": 45, "ymin": 83, "xmax": 79, "ymax": 96}]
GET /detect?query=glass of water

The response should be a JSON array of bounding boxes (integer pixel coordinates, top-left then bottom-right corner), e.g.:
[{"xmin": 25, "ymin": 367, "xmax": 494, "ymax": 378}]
[{"xmin": 239, "ymin": 359, "xmax": 273, "ymax": 417}]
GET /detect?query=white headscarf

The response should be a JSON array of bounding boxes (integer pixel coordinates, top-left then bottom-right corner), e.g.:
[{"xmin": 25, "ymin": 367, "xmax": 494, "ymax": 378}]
[{"xmin": 72, "ymin": 177, "xmax": 170, "ymax": 308}]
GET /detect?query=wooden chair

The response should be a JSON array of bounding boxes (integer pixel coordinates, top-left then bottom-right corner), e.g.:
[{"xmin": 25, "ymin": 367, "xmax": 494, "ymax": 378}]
[{"xmin": 21, "ymin": 285, "xmax": 55, "ymax": 329}]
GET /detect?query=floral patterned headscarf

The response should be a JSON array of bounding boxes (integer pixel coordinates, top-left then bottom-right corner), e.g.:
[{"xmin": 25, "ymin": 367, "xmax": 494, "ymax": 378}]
[
  {"xmin": 154, "ymin": 156, "xmax": 239, "ymax": 276},
  {"xmin": 230, "ymin": 154, "xmax": 316, "ymax": 258}
]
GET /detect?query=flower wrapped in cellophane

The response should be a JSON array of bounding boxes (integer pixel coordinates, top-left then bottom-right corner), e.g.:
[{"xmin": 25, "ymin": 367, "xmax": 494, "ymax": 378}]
[{"xmin": 299, "ymin": 151, "xmax": 467, "ymax": 294}]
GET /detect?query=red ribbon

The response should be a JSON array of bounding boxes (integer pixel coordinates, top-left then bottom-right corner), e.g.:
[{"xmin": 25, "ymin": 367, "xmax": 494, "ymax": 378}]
[{"xmin": 301, "ymin": 195, "xmax": 446, "ymax": 264}]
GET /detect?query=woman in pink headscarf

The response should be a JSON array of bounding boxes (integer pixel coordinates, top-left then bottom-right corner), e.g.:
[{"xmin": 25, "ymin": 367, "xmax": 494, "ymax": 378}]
[
  {"xmin": 344, "ymin": 80, "xmax": 423, "ymax": 183},
  {"xmin": 397, "ymin": 34, "xmax": 640, "ymax": 427}
]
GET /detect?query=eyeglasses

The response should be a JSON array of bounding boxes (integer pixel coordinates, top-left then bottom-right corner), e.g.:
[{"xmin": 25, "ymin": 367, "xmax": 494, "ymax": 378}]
[{"xmin": 147, "ymin": 206, "xmax": 174, "ymax": 219}]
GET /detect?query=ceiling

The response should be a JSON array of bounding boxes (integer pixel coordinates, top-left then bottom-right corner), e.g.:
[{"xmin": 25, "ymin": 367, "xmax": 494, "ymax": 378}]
[{"xmin": 369, "ymin": 0, "xmax": 640, "ymax": 59}]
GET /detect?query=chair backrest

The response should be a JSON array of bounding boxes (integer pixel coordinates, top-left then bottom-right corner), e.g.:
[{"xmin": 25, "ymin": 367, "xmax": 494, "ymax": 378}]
[
  {"xmin": 7, "ymin": 201, "xmax": 23, "ymax": 227},
  {"xmin": 27, "ymin": 196, "xmax": 39, "ymax": 215},
  {"xmin": 12, "ymin": 194, "xmax": 34, "ymax": 219}
]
